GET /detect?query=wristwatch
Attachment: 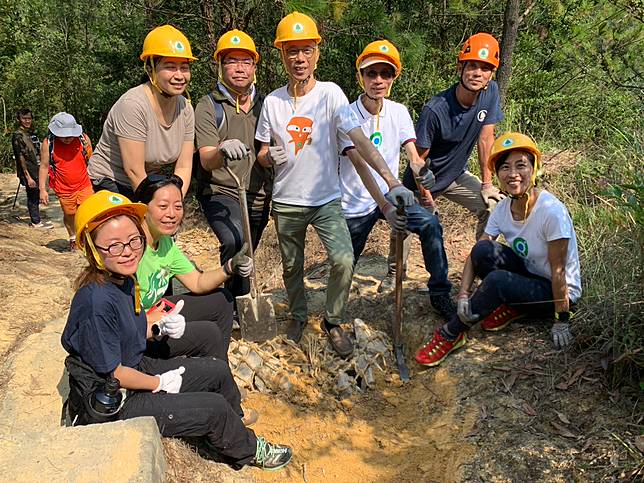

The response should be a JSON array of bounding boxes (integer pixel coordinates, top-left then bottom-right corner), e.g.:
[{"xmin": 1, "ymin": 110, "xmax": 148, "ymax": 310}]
[{"xmin": 555, "ymin": 311, "xmax": 570, "ymax": 322}]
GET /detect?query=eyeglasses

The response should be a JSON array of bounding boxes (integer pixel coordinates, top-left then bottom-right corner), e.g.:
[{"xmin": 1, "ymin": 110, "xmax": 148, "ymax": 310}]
[
  {"xmin": 285, "ymin": 46, "xmax": 316, "ymax": 60},
  {"xmin": 222, "ymin": 59, "xmax": 255, "ymax": 68},
  {"xmin": 95, "ymin": 235, "xmax": 145, "ymax": 256},
  {"xmin": 364, "ymin": 68, "xmax": 395, "ymax": 80}
]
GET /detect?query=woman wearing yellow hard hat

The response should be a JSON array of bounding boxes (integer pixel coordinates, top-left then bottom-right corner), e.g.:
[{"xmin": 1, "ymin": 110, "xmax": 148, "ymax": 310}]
[
  {"xmin": 87, "ymin": 25, "xmax": 196, "ymax": 199},
  {"xmin": 415, "ymin": 133, "xmax": 582, "ymax": 367},
  {"xmin": 62, "ymin": 190, "xmax": 293, "ymax": 471}
]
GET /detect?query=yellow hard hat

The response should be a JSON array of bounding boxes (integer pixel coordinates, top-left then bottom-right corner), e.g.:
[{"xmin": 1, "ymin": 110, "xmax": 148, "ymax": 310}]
[
  {"xmin": 274, "ymin": 11, "xmax": 321, "ymax": 49},
  {"xmin": 214, "ymin": 29, "xmax": 260, "ymax": 63},
  {"xmin": 356, "ymin": 40, "xmax": 402, "ymax": 77},
  {"xmin": 488, "ymin": 132, "xmax": 542, "ymax": 175},
  {"xmin": 75, "ymin": 191, "xmax": 147, "ymax": 255},
  {"xmin": 140, "ymin": 25, "xmax": 197, "ymax": 61},
  {"xmin": 458, "ymin": 32, "xmax": 499, "ymax": 69}
]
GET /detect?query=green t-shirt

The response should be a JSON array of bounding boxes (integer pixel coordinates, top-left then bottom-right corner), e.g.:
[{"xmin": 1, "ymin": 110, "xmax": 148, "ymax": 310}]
[{"xmin": 137, "ymin": 236, "xmax": 194, "ymax": 310}]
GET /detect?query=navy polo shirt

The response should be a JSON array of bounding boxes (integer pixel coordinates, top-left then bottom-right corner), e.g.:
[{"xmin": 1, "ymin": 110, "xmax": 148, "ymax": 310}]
[
  {"xmin": 403, "ymin": 80, "xmax": 503, "ymax": 194},
  {"xmin": 62, "ymin": 278, "xmax": 147, "ymax": 375}
]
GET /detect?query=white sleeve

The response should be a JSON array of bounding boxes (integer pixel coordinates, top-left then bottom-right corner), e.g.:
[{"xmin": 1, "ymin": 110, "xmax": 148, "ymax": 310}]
[
  {"xmin": 337, "ymin": 104, "xmax": 361, "ymax": 135},
  {"xmin": 330, "ymin": 85, "xmax": 352, "ymax": 154},
  {"xmin": 485, "ymin": 200, "xmax": 504, "ymax": 237},
  {"xmin": 255, "ymin": 100, "xmax": 272, "ymax": 143},
  {"xmin": 398, "ymin": 106, "xmax": 416, "ymax": 145},
  {"xmin": 542, "ymin": 200, "xmax": 573, "ymax": 241}
]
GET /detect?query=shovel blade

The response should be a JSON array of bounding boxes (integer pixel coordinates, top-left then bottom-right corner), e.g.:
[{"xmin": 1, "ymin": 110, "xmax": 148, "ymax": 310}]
[
  {"xmin": 237, "ymin": 292, "xmax": 277, "ymax": 342},
  {"xmin": 394, "ymin": 343, "xmax": 410, "ymax": 382}
]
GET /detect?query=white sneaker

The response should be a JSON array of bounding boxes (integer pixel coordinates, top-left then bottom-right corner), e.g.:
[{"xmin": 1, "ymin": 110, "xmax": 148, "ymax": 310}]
[{"xmin": 30, "ymin": 221, "xmax": 54, "ymax": 229}]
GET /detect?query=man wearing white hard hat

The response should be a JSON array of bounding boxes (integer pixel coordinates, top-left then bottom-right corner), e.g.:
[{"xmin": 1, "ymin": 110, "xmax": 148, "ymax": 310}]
[{"xmin": 39, "ymin": 112, "xmax": 94, "ymax": 251}]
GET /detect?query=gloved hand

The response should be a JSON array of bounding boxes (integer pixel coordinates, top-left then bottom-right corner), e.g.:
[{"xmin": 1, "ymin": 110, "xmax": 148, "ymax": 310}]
[
  {"xmin": 551, "ymin": 322, "xmax": 573, "ymax": 349},
  {"xmin": 480, "ymin": 182, "xmax": 505, "ymax": 209},
  {"xmin": 158, "ymin": 299, "xmax": 185, "ymax": 339},
  {"xmin": 381, "ymin": 203, "xmax": 407, "ymax": 233},
  {"xmin": 415, "ymin": 166, "xmax": 436, "ymax": 190},
  {"xmin": 224, "ymin": 242, "xmax": 253, "ymax": 277},
  {"xmin": 219, "ymin": 139, "xmax": 248, "ymax": 161},
  {"xmin": 457, "ymin": 295, "xmax": 479, "ymax": 324},
  {"xmin": 268, "ymin": 146, "xmax": 288, "ymax": 166},
  {"xmin": 153, "ymin": 366, "xmax": 185, "ymax": 393},
  {"xmin": 385, "ymin": 184, "xmax": 415, "ymax": 207}
]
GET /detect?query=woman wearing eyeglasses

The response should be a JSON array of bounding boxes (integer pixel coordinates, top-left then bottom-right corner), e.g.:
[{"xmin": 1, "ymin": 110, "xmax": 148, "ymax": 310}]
[
  {"xmin": 61, "ymin": 191, "xmax": 293, "ymax": 470},
  {"xmin": 87, "ymin": 25, "xmax": 196, "ymax": 199},
  {"xmin": 134, "ymin": 174, "xmax": 253, "ymax": 364}
]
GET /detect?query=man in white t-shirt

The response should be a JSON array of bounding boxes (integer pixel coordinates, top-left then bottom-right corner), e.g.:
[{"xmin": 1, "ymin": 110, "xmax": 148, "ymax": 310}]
[
  {"xmin": 256, "ymin": 13, "xmax": 414, "ymax": 355},
  {"xmin": 340, "ymin": 40, "xmax": 455, "ymax": 319}
]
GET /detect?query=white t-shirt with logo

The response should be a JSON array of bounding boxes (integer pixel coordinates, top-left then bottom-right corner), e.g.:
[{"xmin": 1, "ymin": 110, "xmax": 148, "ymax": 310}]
[
  {"xmin": 338, "ymin": 98, "xmax": 416, "ymax": 218},
  {"xmin": 485, "ymin": 190, "xmax": 582, "ymax": 302},
  {"xmin": 255, "ymin": 81, "xmax": 350, "ymax": 206}
]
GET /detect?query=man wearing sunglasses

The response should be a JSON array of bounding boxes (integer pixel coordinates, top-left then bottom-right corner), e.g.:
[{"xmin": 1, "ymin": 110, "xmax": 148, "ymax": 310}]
[
  {"xmin": 195, "ymin": 30, "xmax": 272, "ymax": 302},
  {"xmin": 339, "ymin": 40, "xmax": 455, "ymax": 320}
]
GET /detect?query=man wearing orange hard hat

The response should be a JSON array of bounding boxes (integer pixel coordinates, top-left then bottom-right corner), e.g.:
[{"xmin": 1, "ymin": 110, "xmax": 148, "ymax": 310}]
[
  {"xmin": 195, "ymin": 29, "xmax": 272, "ymax": 303},
  {"xmin": 380, "ymin": 33, "xmax": 505, "ymax": 294},
  {"xmin": 255, "ymin": 13, "xmax": 414, "ymax": 355}
]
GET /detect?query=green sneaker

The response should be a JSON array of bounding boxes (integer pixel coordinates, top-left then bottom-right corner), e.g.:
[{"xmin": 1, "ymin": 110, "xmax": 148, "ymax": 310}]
[{"xmin": 250, "ymin": 436, "xmax": 293, "ymax": 471}]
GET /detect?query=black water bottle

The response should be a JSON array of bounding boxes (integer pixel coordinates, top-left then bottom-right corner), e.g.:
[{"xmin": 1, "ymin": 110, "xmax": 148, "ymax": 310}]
[{"xmin": 89, "ymin": 377, "xmax": 122, "ymax": 422}]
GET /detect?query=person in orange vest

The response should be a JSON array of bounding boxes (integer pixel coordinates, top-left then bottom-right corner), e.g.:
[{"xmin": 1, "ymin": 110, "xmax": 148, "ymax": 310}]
[{"xmin": 39, "ymin": 112, "xmax": 94, "ymax": 251}]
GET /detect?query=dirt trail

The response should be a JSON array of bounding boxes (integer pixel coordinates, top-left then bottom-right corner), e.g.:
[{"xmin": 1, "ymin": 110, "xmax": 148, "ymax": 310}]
[{"xmin": 0, "ymin": 172, "xmax": 640, "ymax": 482}]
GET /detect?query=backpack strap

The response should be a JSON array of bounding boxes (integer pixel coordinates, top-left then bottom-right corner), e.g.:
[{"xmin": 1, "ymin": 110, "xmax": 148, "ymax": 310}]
[
  {"xmin": 47, "ymin": 132, "xmax": 56, "ymax": 174},
  {"xmin": 79, "ymin": 134, "xmax": 90, "ymax": 161},
  {"xmin": 207, "ymin": 92, "xmax": 226, "ymax": 134}
]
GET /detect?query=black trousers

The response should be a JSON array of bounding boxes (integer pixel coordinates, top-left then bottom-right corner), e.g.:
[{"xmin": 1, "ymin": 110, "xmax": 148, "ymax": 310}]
[
  {"xmin": 91, "ymin": 177, "xmax": 135, "ymax": 200},
  {"xmin": 198, "ymin": 194, "xmax": 270, "ymax": 298},
  {"xmin": 145, "ymin": 290, "xmax": 234, "ymax": 361},
  {"xmin": 121, "ymin": 355, "xmax": 257, "ymax": 466}
]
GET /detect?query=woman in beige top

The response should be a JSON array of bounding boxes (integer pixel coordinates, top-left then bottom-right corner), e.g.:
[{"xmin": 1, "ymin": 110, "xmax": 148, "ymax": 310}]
[{"xmin": 88, "ymin": 25, "xmax": 196, "ymax": 199}]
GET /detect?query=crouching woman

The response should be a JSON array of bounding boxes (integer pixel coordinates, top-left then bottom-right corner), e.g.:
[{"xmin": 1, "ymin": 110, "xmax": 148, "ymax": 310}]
[
  {"xmin": 415, "ymin": 133, "xmax": 582, "ymax": 367},
  {"xmin": 61, "ymin": 190, "xmax": 292, "ymax": 471}
]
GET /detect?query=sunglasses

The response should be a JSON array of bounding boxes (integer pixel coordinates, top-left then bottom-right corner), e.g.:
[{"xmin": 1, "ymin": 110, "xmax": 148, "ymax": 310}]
[{"xmin": 364, "ymin": 68, "xmax": 395, "ymax": 80}]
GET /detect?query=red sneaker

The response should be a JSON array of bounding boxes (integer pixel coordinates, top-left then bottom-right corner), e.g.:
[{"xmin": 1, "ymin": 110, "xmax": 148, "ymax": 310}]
[
  {"xmin": 415, "ymin": 330, "xmax": 467, "ymax": 367},
  {"xmin": 480, "ymin": 304, "xmax": 525, "ymax": 331}
]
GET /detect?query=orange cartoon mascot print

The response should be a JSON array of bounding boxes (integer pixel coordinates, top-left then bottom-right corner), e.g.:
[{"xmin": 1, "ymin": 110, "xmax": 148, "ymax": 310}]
[{"xmin": 286, "ymin": 116, "xmax": 313, "ymax": 155}]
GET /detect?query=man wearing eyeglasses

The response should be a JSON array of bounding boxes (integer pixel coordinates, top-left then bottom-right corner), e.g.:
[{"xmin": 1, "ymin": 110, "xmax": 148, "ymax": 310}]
[
  {"xmin": 256, "ymin": 13, "xmax": 415, "ymax": 356},
  {"xmin": 339, "ymin": 40, "xmax": 456, "ymax": 320},
  {"xmin": 195, "ymin": 30, "xmax": 272, "ymax": 302}
]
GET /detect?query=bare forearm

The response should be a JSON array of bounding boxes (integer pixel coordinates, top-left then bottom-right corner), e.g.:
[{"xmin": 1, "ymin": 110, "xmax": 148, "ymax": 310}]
[
  {"xmin": 38, "ymin": 160, "xmax": 48, "ymax": 191},
  {"xmin": 548, "ymin": 239, "xmax": 571, "ymax": 313},
  {"xmin": 199, "ymin": 146, "xmax": 225, "ymax": 171},
  {"xmin": 177, "ymin": 268, "xmax": 229, "ymax": 295},
  {"xmin": 113, "ymin": 365, "xmax": 159, "ymax": 391},
  {"xmin": 173, "ymin": 165, "xmax": 192, "ymax": 197},
  {"xmin": 477, "ymin": 127, "xmax": 495, "ymax": 184},
  {"xmin": 459, "ymin": 256, "xmax": 476, "ymax": 296}
]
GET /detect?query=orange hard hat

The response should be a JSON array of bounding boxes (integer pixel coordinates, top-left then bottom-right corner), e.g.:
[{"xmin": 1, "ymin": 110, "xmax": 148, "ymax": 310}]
[
  {"xmin": 356, "ymin": 40, "xmax": 401, "ymax": 77},
  {"xmin": 487, "ymin": 132, "xmax": 542, "ymax": 176},
  {"xmin": 458, "ymin": 33, "xmax": 499, "ymax": 68}
]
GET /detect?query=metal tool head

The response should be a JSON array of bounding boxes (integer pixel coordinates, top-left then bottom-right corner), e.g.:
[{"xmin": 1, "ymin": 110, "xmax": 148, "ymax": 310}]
[{"xmin": 237, "ymin": 292, "xmax": 277, "ymax": 342}]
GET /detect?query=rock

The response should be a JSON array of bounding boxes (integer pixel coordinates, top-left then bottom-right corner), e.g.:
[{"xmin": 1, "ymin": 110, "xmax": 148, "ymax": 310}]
[
  {"xmin": 234, "ymin": 362, "xmax": 255, "ymax": 386},
  {"xmin": 244, "ymin": 349, "xmax": 264, "ymax": 371}
]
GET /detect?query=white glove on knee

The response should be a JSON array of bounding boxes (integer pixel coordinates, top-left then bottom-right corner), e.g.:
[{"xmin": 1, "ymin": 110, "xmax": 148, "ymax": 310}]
[{"xmin": 153, "ymin": 366, "xmax": 186, "ymax": 393}]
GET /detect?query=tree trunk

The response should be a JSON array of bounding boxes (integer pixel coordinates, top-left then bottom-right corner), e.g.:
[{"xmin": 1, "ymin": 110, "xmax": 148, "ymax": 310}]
[
  {"xmin": 200, "ymin": 0, "xmax": 218, "ymax": 78},
  {"xmin": 497, "ymin": 0, "xmax": 521, "ymax": 107}
]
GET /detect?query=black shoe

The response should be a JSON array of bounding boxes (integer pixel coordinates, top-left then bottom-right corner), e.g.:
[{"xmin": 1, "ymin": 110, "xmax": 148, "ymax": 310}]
[
  {"xmin": 321, "ymin": 320, "xmax": 354, "ymax": 357},
  {"xmin": 430, "ymin": 294, "xmax": 457, "ymax": 320},
  {"xmin": 250, "ymin": 436, "xmax": 293, "ymax": 471},
  {"xmin": 286, "ymin": 319, "xmax": 307, "ymax": 342}
]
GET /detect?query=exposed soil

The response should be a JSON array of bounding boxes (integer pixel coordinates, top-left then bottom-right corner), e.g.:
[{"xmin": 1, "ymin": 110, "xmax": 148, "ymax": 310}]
[{"xmin": 0, "ymin": 172, "xmax": 641, "ymax": 482}]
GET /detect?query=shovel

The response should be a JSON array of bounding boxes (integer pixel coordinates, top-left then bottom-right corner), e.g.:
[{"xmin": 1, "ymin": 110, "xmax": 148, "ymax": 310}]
[
  {"xmin": 392, "ymin": 197, "xmax": 410, "ymax": 382},
  {"xmin": 224, "ymin": 159, "xmax": 277, "ymax": 342}
]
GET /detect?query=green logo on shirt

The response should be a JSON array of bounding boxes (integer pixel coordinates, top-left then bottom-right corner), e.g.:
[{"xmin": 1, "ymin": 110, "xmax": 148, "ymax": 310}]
[
  {"xmin": 143, "ymin": 267, "xmax": 171, "ymax": 307},
  {"xmin": 370, "ymin": 131, "xmax": 383, "ymax": 150},
  {"xmin": 513, "ymin": 237, "xmax": 529, "ymax": 258}
]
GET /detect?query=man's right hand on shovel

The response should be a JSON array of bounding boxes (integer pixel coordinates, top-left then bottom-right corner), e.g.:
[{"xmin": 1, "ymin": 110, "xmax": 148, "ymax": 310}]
[
  {"xmin": 382, "ymin": 202, "xmax": 407, "ymax": 233},
  {"xmin": 224, "ymin": 242, "xmax": 254, "ymax": 277},
  {"xmin": 219, "ymin": 139, "xmax": 249, "ymax": 161}
]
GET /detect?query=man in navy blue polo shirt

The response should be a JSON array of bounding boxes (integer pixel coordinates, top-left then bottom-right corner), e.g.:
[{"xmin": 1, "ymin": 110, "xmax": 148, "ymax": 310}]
[{"xmin": 379, "ymin": 33, "xmax": 504, "ymax": 293}]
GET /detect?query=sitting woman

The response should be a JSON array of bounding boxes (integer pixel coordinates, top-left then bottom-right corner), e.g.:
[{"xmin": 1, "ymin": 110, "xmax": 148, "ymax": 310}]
[
  {"xmin": 415, "ymin": 132, "xmax": 582, "ymax": 367},
  {"xmin": 61, "ymin": 191, "xmax": 292, "ymax": 470},
  {"xmin": 87, "ymin": 25, "xmax": 196, "ymax": 198},
  {"xmin": 134, "ymin": 173, "xmax": 252, "ymax": 362}
]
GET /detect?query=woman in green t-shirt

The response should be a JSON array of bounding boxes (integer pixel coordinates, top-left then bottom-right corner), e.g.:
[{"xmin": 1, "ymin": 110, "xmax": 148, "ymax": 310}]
[{"xmin": 134, "ymin": 173, "xmax": 252, "ymax": 362}]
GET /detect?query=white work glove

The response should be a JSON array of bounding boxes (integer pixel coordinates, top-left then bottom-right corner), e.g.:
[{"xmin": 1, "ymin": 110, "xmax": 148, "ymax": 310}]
[
  {"xmin": 337, "ymin": 104, "xmax": 361, "ymax": 134},
  {"xmin": 457, "ymin": 295, "xmax": 479, "ymax": 324},
  {"xmin": 385, "ymin": 184, "xmax": 415, "ymax": 208},
  {"xmin": 268, "ymin": 146, "xmax": 288, "ymax": 166},
  {"xmin": 158, "ymin": 299, "xmax": 185, "ymax": 339},
  {"xmin": 219, "ymin": 139, "xmax": 248, "ymax": 161},
  {"xmin": 415, "ymin": 166, "xmax": 436, "ymax": 190},
  {"xmin": 224, "ymin": 242, "xmax": 254, "ymax": 278},
  {"xmin": 153, "ymin": 366, "xmax": 185, "ymax": 393},
  {"xmin": 480, "ymin": 182, "xmax": 505, "ymax": 209},
  {"xmin": 381, "ymin": 203, "xmax": 407, "ymax": 233},
  {"xmin": 551, "ymin": 322, "xmax": 573, "ymax": 349}
]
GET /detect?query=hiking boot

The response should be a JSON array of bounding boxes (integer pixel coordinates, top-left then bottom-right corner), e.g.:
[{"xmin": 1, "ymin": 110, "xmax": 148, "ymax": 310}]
[
  {"xmin": 480, "ymin": 304, "xmax": 525, "ymax": 331},
  {"xmin": 286, "ymin": 319, "xmax": 307, "ymax": 343},
  {"xmin": 415, "ymin": 330, "xmax": 467, "ymax": 367},
  {"xmin": 321, "ymin": 320, "xmax": 354, "ymax": 358},
  {"xmin": 250, "ymin": 436, "xmax": 293, "ymax": 471},
  {"xmin": 30, "ymin": 220, "xmax": 54, "ymax": 229},
  {"xmin": 430, "ymin": 294, "xmax": 457, "ymax": 320},
  {"xmin": 241, "ymin": 407, "xmax": 259, "ymax": 427}
]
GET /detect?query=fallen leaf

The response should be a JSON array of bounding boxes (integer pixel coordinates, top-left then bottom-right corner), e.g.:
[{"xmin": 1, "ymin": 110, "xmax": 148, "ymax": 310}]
[
  {"xmin": 492, "ymin": 365, "xmax": 512, "ymax": 372},
  {"xmin": 567, "ymin": 366, "xmax": 586, "ymax": 386},
  {"xmin": 556, "ymin": 382, "xmax": 570, "ymax": 390},
  {"xmin": 551, "ymin": 421, "xmax": 578, "ymax": 439},
  {"xmin": 634, "ymin": 435, "xmax": 644, "ymax": 454},
  {"xmin": 581, "ymin": 439, "xmax": 593, "ymax": 452},
  {"xmin": 555, "ymin": 411, "xmax": 571, "ymax": 425},
  {"xmin": 502, "ymin": 373, "xmax": 518, "ymax": 391},
  {"xmin": 522, "ymin": 401, "xmax": 537, "ymax": 416}
]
